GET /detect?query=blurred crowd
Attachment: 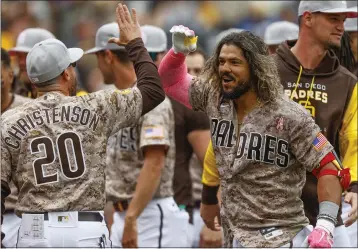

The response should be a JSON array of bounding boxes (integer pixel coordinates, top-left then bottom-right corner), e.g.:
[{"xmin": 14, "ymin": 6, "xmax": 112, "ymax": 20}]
[
  {"xmin": 2, "ymin": 1, "xmax": 357, "ymax": 92},
  {"xmin": 1, "ymin": 0, "xmax": 300, "ymax": 91},
  {"xmin": 1, "ymin": 1, "xmax": 358, "ymax": 248}
]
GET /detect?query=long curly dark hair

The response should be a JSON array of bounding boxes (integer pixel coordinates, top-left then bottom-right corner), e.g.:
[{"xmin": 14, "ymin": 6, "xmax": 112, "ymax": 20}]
[
  {"xmin": 200, "ymin": 31, "xmax": 283, "ymax": 104},
  {"xmin": 333, "ymin": 31, "xmax": 356, "ymax": 72}
]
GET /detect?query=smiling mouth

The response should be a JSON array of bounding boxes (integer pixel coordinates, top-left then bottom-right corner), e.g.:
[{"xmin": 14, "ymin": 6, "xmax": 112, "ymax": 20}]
[{"xmin": 222, "ymin": 77, "xmax": 235, "ymax": 84}]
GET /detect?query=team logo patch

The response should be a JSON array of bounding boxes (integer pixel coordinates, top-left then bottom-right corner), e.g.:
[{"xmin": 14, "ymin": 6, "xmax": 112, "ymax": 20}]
[
  {"xmin": 144, "ymin": 126, "xmax": 164, "ymax": 139},
  {"xmin": 312, "ymin": 132, "xmax": 328, "ymax": 151}
]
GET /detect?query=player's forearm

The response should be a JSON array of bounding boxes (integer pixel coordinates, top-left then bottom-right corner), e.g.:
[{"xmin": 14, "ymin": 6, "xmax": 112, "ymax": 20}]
[
  {"xmin": 317, "ymin": 162, "xmax": 343, "ymax": 205},
  {"xmin": 125, "ymin": 159, "xmax": 164, "ymax": 220},
  {"xmin": 125, "ymin": 38, "xmax": 165, "ymax": 115},
  {"xmin": 158, "ymin": 48, "xmax": 193, "ymax": 108}
]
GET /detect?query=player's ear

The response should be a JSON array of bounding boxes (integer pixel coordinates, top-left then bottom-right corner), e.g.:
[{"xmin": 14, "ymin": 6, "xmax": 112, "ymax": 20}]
[
  {"xmin": 104, "ymin": 50, "xmax": 113, "ymax": 64},
  {"xmin": 8, "ymin": 68, "xmax": 14, "ymax": 84},
  {"xmin": 62, "ymin": 68, "xmax": 71, "ymax": 81},
  {"xmin": 303, "ymin": 12, "xmax": 313, "ymax": 28}
]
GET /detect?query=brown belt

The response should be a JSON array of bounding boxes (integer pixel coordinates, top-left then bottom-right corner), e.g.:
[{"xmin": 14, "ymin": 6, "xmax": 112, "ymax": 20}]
[{"xmin": 113, "ymin": 200, "xmax": 130, "ymax": 212}]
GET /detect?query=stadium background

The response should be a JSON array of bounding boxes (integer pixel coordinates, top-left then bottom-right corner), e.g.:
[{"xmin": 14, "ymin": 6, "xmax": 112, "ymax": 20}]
[{"xmin": 1, "ymin": 0, "xmax": 357, "ymax": 92}]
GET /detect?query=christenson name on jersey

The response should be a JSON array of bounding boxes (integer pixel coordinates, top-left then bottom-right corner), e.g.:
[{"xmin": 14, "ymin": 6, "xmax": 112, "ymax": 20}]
[{"xmin": 4, "ymin": 106, "xmax": 100, "ymax": 149}]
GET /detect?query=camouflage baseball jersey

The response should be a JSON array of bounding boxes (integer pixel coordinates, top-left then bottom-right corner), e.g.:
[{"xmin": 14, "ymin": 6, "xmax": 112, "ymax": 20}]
[
  {"xmin": 189, "ymin": 78, "xmax": 334, "ymax": 248},
  {"xmin": 2, "ymin": 94, "xmax": 31, "ymax": 211},
  {"xmin": 106, "ymin": 97, "xmax": 175, "ymax": 202},
  {"xmin": 1, "ymin": 88, "xmax": 142, "ymax": 216}
]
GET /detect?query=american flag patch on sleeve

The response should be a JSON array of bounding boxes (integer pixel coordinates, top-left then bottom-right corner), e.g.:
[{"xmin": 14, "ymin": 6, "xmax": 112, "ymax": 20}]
[
  {"xmin": 312, "ymin": 132, "xmax": 328, "ymax": 151},
  {"xmin": 144, "ymin": 126, "xmax": 164, "ymax": 139}
]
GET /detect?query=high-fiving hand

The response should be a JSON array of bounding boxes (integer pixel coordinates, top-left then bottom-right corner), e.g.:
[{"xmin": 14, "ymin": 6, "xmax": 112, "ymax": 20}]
[{"xmin": 108, "ymin": 3, "xmax": 142, "ymax": 46}]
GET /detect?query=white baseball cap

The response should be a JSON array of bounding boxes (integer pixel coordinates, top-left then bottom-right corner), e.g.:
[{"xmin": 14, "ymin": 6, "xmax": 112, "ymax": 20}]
[
  {"xmin": 345, "ymin": 17, "xmax": 358, "ymax": 31},
  {"xmin": 85, "ymin": 22, "xmax": 147, "ymax": 54},
  {"xmin": 298, "ymin": 1, "xmax": 358, "ymax": 18},
  {"xmin": 26, "ymin": 38, "xmax": 83, "ymax": 84},
  {"xmin": 9, "ymin": 28, "xmax": 55, "ymax": 55},
  {"xmin": 85, "ymin": 22, "xmax": 124, "ymax": 54},
  {"xmin": 264, "ymin": 21, "xmax": 299, "ymax": 45},
  {"xmin": 216, "ymin": 28, "xmax": 245, "ymax": 44},
  {"xmin": 141, "ymin": 25, "xmax": 167, "ymax": 52}
]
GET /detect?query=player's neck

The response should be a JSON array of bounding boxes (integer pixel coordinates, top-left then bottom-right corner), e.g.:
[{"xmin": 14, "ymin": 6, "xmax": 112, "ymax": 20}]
[
  {"xmin": 1, "ymin": 91, "xmax": 13, "ymax": 112},
  {"xmin": 234, "ymin": 90, "xmax": 259, "ymax": 118},
  {"xmin": 113, "ymin": 65, "xmax": 137, "ymax": 90},
  {"xmin": 37, "ymin": 85, "xmax": 70, "ymax": 97},
  {"xmin": 291, "ymin": 35, "xmax": 327, "ymax": 70}
]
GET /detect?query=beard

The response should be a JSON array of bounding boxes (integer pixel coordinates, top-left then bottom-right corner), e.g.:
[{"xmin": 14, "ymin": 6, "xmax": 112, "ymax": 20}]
[{"xmin": 220, "ymin": 73, "xmax": 252, "ymax": 100}]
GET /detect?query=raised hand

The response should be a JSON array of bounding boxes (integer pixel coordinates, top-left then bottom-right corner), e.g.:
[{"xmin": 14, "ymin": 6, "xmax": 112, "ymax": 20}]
[
  {"xmin": 108, "ymin": 3, "xmax": 142, "ymax": 46},
  {"xmin": 170, "ymin": 25, "xmax": 198, "ymax": 55}
]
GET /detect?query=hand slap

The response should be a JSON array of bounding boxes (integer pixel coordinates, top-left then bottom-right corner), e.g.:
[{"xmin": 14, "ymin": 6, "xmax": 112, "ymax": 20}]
[{"xmin": 108, "ymin": 3, "xmax": 142, "ymax": 46}]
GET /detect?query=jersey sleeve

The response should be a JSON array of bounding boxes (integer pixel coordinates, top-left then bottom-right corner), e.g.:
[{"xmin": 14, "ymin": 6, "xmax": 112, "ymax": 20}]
[
  {"xmin": 202, "ymin": 140, "xmax": 220, "ymax": 186},
  {"xmin": 289, "ymin": 109, "xmax": 334, "ymax": 172},
  {"xmin": 139, "ymin": 98, "xmax": 173, "ymax": 150},
  {"xmin": 339, "ymin": 84, "xmax": 357, "ymax": 185},
  {"xmin": 90, "ymin": 87, "xmax": 143, "ymax": 137},
  {"xmin": 189, "ymin": 77, "xmax": 216, "ymax": 113}
]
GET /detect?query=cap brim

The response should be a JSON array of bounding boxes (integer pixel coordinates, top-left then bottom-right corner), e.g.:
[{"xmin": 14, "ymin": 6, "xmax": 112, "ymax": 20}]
[
  {"xmin": 8, "ymin": 46, "xmax": 31, "ymax": 55},
  {"xmin": 68, "ymin": 48, "xmax": 84, "ymax": 63},
  {"xmin": 321, "ymin": 8, "xmax": 358, "ymax": 18},
  {"xmin": 84, "ymin": 47, "xmax": 103, "ymax": 54}
]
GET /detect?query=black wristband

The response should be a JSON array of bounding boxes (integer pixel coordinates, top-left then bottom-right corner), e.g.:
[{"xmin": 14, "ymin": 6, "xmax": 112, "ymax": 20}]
[{"xmin": 201, "ymin": 184, "xmax": 219, "ymax": 205}]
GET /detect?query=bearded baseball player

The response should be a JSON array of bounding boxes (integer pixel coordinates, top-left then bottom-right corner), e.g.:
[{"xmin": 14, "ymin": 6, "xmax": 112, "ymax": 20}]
[
  {"xmin": 1, "ymin": 48, "xmax": 31, "ymax": 248},
  {"xmin": 8, "ymin": 28, "xmax": 56, "ymax": 99},
  {"xmin": 86, "ymin": 22, "xmax": 189, "ymax": 247},
  {"xmin": 157, "ymin": 25, "xmax": 351, "ymax": 247},
  {"xmin": 1, "ymin": 4, "xmax": 165, "ymax": 247}
]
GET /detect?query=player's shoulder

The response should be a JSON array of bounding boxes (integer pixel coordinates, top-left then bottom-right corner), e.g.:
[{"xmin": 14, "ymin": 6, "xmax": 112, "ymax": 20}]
[
  {"xmin": 145, "ymin": 96, "xmax": 173, "ymax": 117},
  {"xmin": 13, "ymin": 94, "xmax": 32, "ymax": 106},
  {"xmin": 1, "ymin": 102, "xmax": 32, "ymax": 128},
  {"xmin": 83, "ymin": 87, "xmax": 141, "ymax": 103},
  {"xmin": 273, "ymin": 95, "xmax": 313, "ymax": 121},
  {"xmin": 338, "ymin": 65, "xmax": 357, "ymax": 82}
]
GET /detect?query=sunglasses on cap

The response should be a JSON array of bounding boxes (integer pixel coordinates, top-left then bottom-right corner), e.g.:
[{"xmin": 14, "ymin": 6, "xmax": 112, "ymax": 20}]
[{"xmin": 60, "ymin": 62, "xmax": 77, "ymax": 76}]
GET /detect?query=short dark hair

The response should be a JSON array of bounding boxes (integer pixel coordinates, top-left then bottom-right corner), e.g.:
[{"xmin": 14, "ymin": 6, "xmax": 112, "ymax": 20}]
[
  {"xmin": 110, "ymin": 49, "xmax": 131, "ymax": 64},
  {"xmin": 188, "ymin": 46, "xmax": 207, "ymax": 61},
  {"xmin": 1, "ymin": 48, "xmax": 11, "ymax": 67}
]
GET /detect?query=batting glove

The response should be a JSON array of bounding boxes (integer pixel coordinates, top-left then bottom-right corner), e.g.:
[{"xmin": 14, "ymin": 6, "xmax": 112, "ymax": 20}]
[
  {"xmin": 308, "ymin": 219, "xmax": 334, "ymax": 248},
  {"xmin": 170, "ymin": 25, "xmax": 198, "ymax": 55}
]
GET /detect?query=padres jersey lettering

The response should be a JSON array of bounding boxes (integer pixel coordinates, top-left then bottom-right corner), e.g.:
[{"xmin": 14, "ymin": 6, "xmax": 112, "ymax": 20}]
[
  {"xmin": 235, "ymin": 132, "xmax": 289, "ymax": 168},
  {"xmin": 189, "ymin": 77, "xmax": 333, "ymax": 248},
  {"xmin": 119, "ymin": 127, "xmax": 137, "ymax": 151},
  {"xmin": 211, "ymin": 118, "xmax": 235, "ymax": 147}
]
